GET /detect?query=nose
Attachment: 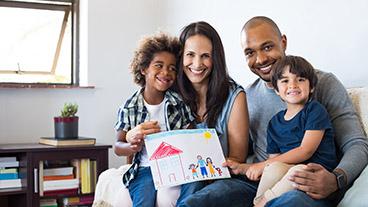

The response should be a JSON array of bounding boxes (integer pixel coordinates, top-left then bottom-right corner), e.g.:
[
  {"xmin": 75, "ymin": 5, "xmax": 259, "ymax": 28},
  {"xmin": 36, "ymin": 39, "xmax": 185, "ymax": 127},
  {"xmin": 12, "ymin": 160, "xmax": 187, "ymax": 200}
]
[
  {"xmin": 193, "ymin": 56, "xmax": 202, "ymax": 68},
  {"xmin": 288, "ymin": 80, "xmax": 297, "ymax": 88},
  {"xmin": 256, "ymin": 52, "xmax": 267, "ymax": 65}
]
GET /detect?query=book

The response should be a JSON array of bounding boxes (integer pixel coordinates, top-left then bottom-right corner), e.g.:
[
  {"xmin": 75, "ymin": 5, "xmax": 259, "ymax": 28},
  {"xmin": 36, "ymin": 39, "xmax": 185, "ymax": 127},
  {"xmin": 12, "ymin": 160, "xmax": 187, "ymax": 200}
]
[
  {"xmin": 40, "ymin": 198, "xmax": 57, "ymax": 207},
  {"xmin": 44, "ymin": 167, "xmax": 74, "ymax": 176},
  {"xmin": 43, "ymin": 178, "xmax": 79, "ymax": 188},
  {"xmin": 80, "ymin": 158, "xmax": 91, "ymax": 194},
  {"xmin": 44, "ymin": 174, "xmax": 74, "ymax": 181},
  {"xmin": 0, "ymin": 161, "xmax": 19, "ymax": 168},
  {"xmin": 43, "ymin": 188, "xmax": 78, "ymax": 196},
  {"xmin": 0, "ymin": 168, "xmax": 18, "ymax": 174},
  {"xmin": 0, "ymin": 157, "xmax": 17, "ymax": 162},
  {"xmin": 39, "ymin": 137, "xmax": 96, "ymax": 146},
  {"xmin": 0, "ymin": 173, "xmax": 18, "ymax": 180},
  {"xmin": 0, "ymin": 178, "xmax": 22, "ymax": 189}
]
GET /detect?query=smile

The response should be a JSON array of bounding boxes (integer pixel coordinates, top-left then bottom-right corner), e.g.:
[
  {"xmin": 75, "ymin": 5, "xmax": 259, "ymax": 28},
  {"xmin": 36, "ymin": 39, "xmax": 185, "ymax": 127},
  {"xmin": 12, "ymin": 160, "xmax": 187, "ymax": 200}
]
[
  {"xmin": 287, "ymin": 90, "xmax": 301, "ymax": 95},
  {"xmin": 189, "ymin": 67, "xmax": 206, "ymax": 75},
  {"xmin": 156, "ymin": 76, "xmax": 172, "ymax": 84}
]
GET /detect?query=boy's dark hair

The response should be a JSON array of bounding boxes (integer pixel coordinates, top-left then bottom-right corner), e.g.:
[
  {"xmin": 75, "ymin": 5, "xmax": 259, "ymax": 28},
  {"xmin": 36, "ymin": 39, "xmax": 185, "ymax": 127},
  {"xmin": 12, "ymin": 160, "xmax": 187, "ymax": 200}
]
[
  {"xmin": 271, "ymin": 55, "xmax": 318, "ymax": 92},
  {"xmin": 130, "ymin": 32, "xmax": 181, "ymax": 87},
  {"xmin": 177, "ymin": 21, "xmax": 230, "ymax": 128}
]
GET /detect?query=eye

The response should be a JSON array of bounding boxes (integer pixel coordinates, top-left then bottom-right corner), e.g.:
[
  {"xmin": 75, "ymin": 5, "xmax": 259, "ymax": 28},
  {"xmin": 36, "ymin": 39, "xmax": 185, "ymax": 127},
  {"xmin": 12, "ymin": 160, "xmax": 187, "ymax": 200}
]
[
  {"xmin": 169, "ymin": 65, "xmax": 177, "ymax": 72},
  {"xmin": 298, "ymin": 77, "xmax": 306, "ymax": 82},
  {"xmin": 185, "ymin": 52, "xmax": 194, "ymax": 57},
  {"xmin": 280, "ymin": 79, "xmax": 288, "ymax": 83},
  {"xmin": 264, "ymin": 45, "xmax": 273, "ymax": 52},
  {"xmin": 201, "ymin": 53, "xmax": 211, "ymax": 59},
  {"xmin": 244, "ymin": 50, "xmax": 254, "ymax": 58},
  {"xmin": 154, "ymin": 63, "xmax": 163, "ymax": 68}
]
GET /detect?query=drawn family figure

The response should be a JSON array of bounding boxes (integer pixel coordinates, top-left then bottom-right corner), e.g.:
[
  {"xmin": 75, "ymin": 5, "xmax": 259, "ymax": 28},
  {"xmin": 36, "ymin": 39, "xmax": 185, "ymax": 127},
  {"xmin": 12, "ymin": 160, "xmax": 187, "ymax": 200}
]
[
  {"xmin": 189, "ymin": 163, "xmax": 199, "ymax": 179},
  {"xmin": 206, "ymin": 157, "xmax": 216, "ymax": 177},
  {"xmin": 196, "ymin": 155, "xmax": 208, "ymax": 178}
]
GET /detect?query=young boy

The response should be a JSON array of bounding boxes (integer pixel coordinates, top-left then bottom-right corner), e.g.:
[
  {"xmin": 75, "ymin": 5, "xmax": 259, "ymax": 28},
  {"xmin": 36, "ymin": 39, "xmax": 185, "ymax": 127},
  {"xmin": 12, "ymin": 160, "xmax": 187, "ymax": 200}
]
[
  {"xmin": 226, "ymin": 55, "xmax": 338, "ymax": 207},
  {"xmin": 114, "ymin": 32, "xmax": 194, "ymax": 206}
]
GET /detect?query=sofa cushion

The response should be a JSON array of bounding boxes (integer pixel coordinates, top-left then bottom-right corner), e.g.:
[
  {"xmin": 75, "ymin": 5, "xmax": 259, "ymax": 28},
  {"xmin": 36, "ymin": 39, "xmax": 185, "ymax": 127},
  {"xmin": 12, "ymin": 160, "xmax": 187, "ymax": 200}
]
[
  {"xmin": 337, "ymin": 164, "xmax": 368, "ymax": 207},
  {"xmin": 347, "ymin": 87, "xmax": 368, "ymax": 136}
]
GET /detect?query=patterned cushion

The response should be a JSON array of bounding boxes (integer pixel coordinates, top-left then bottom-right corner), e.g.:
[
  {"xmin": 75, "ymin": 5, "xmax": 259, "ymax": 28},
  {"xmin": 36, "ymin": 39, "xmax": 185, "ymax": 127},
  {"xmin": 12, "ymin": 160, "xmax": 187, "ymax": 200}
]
[{"xmin": 347, "ymin": 87, "xmax": 368, "ymax": 136}]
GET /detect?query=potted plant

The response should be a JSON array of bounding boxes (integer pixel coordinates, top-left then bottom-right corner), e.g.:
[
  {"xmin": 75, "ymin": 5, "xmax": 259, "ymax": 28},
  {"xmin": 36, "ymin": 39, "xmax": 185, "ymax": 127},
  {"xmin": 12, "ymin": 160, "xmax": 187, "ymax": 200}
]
[{"xmin": 54, "ymin": 103, "xmax": 79, "ymax": 139}]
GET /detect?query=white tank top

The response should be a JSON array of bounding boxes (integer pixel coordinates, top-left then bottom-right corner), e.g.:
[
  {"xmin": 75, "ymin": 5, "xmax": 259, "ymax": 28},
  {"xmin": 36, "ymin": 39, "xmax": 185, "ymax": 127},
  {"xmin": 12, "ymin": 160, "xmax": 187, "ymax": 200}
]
[{"xmin": 140, "ymin": 98, "xmax": 167, "ymax": 166}]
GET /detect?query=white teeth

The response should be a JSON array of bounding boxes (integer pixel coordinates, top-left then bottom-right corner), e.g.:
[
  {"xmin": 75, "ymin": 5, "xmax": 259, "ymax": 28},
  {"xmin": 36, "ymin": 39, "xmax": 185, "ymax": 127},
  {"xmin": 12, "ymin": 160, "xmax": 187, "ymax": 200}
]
[
  {"xmin": 260, "ymin": 65, "xmax": 271, "ymax": 72},
  {"xmin": 189, "ymin": 68, "xmax": 205, "ymax": 74}
]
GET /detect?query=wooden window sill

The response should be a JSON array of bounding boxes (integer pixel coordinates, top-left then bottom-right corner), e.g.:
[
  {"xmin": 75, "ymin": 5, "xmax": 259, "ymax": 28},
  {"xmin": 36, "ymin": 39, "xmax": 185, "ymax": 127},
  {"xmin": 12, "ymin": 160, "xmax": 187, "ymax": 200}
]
[{"xmin": 0, "ymin": 83, "xmax": 95, "ymax": 89}]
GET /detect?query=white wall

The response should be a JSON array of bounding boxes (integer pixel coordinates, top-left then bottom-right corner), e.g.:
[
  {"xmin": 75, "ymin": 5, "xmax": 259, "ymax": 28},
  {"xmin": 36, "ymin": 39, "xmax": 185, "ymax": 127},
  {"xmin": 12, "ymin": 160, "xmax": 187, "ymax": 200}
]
[{"xmin": 1, "ymin": 0, "xmax": 367, "ymax": 168}]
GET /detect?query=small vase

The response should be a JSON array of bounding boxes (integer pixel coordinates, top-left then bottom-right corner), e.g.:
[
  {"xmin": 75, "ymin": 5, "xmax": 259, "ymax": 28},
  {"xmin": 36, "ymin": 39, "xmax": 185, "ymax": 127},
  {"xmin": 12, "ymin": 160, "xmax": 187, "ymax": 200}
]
[{"xmin": 54, "ymin": 116, "xmax": 79, "ymax": 139}]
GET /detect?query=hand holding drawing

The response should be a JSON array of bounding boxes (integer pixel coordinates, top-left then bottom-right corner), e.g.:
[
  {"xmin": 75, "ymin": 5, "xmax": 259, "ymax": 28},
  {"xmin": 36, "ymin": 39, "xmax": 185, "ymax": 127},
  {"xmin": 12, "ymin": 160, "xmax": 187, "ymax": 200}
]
[{"xmin": 127, "ymin": 121, "xmax": 161, "ymax": 152}]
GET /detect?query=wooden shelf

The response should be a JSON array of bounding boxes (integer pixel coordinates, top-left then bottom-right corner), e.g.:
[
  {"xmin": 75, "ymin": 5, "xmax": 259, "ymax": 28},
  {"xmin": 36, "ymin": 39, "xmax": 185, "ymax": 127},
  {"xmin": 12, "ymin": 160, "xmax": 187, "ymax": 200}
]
[{"xmin": 0, "ymin": 143, "xmax": 111, "ymax": 207}]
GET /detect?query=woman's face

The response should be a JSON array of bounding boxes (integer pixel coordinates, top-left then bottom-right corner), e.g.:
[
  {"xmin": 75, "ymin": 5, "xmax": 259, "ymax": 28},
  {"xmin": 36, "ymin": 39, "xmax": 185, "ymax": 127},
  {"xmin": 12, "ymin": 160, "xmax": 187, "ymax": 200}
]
[{"xmin": 183, "ymin": 34, "xmax": 213, "ymax": 86}]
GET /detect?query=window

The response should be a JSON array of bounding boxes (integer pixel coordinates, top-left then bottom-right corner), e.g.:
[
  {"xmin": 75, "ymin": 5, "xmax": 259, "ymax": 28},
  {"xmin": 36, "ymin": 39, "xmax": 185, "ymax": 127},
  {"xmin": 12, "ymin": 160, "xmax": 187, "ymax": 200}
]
[{"xmin": 0, "ymin": 0, "xmax": 80, "ymax": 85}]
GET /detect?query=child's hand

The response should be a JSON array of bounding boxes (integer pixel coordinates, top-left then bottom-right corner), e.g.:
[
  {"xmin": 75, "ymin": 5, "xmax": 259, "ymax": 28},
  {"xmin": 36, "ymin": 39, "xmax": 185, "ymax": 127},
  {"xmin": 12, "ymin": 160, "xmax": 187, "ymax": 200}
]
[
  {"xmin": 246, "ymin": 162, "xmax": 266, "ymax": 181},
  {"xmin": 126, "ymin": 121, "xmax": 160, "ymax": 152},
  {"xmin": 222, "ymin": 159, "xmax": 250, "ymax": 175}
]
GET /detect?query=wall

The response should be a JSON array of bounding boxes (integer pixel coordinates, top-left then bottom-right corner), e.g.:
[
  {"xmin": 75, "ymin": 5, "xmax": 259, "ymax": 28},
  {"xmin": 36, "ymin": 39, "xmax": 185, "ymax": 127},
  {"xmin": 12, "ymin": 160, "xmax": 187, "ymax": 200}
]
[{"xmin": 1, "ymin": 0, "xmax": 367, "ymax": 168}]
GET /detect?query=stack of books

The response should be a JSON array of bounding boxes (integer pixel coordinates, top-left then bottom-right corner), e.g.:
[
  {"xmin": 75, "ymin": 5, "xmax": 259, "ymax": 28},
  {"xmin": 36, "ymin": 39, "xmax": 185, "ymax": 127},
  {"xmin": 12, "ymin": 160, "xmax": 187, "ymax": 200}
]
[
  {"xmin": 40, "ymin": 164, "xmax": 80, "ymax": 196},
  {"xmin": 0, "ymin": 157, "xmax": 22, "ymax": 189}
]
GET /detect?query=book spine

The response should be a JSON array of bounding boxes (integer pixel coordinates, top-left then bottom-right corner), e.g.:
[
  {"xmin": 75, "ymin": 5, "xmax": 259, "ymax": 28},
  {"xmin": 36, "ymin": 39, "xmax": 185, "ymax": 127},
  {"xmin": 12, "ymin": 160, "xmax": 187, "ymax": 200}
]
[
  {"xmin": 0, "ymin": 173, "xmax": 18, "ymax": 180},
  {"xmin": 0, "ymin": 161, "xmax": 19, "ymax": 168}
]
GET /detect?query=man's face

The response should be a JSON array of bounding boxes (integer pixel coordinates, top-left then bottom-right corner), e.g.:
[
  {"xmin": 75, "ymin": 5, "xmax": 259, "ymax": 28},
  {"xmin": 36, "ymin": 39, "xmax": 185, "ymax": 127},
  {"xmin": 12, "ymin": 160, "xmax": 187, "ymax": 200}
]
[{"xmin": 241, "ymin": 23, "xmax": 287, "ymax": 82}]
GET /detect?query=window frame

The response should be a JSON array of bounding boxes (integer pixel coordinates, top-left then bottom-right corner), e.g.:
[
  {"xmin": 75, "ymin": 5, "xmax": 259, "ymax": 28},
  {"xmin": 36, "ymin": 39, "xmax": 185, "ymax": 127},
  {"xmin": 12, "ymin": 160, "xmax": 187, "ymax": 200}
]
[{"xmin": 0, "ymin": 0, "xmax": 80, "ymax": 86}]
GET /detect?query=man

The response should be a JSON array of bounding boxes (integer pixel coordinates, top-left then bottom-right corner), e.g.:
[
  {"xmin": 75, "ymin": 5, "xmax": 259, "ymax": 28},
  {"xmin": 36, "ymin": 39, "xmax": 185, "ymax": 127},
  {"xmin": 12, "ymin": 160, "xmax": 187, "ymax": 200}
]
[{"xmin": 241, "ymin": 16, "xmax": 368, "ymax": 206}]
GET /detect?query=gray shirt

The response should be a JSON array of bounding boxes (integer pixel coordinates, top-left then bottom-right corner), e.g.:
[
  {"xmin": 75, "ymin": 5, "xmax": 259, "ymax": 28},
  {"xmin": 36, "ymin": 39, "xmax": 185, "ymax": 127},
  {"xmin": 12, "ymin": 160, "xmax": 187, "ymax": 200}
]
[{"xmin": 246, "ymin": 70, "xmax": 368, "ymax": 185}]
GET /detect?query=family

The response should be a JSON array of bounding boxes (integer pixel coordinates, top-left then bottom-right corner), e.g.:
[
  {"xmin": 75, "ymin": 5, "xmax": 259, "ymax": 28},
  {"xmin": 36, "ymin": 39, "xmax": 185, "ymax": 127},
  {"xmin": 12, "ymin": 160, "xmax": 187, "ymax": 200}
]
[{"xmin": 112, "ymin": 16, "xmax": 368, "ymax": 207}]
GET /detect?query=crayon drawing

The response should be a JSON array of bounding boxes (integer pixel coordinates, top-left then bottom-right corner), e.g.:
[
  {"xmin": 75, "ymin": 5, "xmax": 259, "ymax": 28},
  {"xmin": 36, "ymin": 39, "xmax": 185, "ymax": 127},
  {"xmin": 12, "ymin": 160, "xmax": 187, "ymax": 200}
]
[{"xmin": 145, "ymin": 129, "xmax": 231, "ymax": 189}]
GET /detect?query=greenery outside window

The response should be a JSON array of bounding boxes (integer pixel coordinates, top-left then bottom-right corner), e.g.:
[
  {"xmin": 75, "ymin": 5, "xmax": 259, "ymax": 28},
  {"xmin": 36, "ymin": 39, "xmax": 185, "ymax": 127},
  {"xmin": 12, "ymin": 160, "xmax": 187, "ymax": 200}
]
[{"xmin": 0, "ymin": 0, "xmax": 80, "ymax": 85}]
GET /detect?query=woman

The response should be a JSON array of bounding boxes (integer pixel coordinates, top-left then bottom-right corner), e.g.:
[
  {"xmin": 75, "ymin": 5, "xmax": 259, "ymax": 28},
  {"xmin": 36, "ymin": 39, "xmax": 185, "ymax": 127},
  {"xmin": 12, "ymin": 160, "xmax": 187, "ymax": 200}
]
[{"xmin": 174, "ymin": 21, "xmax": 250, "ymax": 206}]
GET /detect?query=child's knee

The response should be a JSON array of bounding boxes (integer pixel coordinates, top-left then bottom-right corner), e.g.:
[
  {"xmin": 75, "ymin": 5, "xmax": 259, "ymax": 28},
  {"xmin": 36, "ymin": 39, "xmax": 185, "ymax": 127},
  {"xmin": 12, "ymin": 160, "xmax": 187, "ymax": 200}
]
[
  {"xmin": 287, "ymin": 164, "xmax": 307, "ymax": 175},
  {"xmin": 264, "ymin": 161, "xmax": 291, "ymax": 173}
]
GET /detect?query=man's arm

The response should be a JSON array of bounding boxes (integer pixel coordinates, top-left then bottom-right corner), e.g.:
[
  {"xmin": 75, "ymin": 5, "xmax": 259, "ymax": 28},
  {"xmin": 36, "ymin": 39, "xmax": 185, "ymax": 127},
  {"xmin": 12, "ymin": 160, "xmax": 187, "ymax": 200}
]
[{"xmin": 289, "ymin": 71, "xmax": 368, "ymax": 199}]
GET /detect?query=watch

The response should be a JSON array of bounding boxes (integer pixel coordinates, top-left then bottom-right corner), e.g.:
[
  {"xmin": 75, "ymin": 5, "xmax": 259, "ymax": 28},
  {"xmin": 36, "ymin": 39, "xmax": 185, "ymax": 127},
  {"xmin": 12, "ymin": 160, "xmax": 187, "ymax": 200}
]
[{"xmin": 332, "ymin": 169, "xmax": 347, "ymax": 190}]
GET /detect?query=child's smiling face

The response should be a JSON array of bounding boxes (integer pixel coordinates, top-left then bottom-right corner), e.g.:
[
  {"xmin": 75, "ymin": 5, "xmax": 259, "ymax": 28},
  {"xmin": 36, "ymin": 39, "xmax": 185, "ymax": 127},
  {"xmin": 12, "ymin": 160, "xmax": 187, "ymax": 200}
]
[
  {"xmin": 276, "ymin": 66, "xmax": 312, "ymax": 106},
  {"xmin": 142, "ymin": 51, "xmax": 177, "ymax": 95}
]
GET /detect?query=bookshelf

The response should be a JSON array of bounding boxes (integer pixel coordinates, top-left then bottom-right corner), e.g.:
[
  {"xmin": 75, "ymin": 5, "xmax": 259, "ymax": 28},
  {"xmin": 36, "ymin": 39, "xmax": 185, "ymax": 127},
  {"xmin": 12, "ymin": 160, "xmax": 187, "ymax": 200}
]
[{"xmin": 0, "ymin": 143, "xmax": 111, "ymax": 207}]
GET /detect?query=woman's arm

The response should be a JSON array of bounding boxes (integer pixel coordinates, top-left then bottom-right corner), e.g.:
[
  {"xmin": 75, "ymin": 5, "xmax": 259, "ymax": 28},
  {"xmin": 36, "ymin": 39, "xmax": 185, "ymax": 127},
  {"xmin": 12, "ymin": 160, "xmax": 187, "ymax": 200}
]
[{"xmin": 227, "ymin": 91, "xmax": 249, "ymax": 163}]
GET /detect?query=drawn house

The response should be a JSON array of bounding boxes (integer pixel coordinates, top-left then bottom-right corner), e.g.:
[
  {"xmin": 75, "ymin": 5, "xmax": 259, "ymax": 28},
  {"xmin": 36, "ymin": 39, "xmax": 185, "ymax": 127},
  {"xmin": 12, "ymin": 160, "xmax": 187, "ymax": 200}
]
[{"xmin": 149, "ymin": 142, "xmax": 186, "ymax": 186}]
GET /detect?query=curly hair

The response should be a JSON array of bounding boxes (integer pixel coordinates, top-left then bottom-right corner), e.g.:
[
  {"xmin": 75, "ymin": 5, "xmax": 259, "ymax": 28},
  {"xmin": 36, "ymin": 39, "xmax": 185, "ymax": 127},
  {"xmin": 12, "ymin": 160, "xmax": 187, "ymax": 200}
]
[{"xmin": 130, "ymin": 32, "xmax": 182, "ymax": 87}]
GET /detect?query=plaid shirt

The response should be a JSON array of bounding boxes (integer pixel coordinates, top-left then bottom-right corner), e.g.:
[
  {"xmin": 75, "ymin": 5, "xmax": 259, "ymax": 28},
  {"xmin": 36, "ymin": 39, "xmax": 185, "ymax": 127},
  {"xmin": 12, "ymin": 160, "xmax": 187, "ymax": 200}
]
[{"xmin": 115, "ymin": 88, "xmax": 194, "ymax": 187}]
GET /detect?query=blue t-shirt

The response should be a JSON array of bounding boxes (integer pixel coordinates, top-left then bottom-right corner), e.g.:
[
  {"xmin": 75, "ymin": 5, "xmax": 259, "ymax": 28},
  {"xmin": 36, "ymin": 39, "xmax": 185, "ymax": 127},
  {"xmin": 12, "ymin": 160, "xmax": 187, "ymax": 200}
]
[{"xmin": 267, "ymin": 100, "xmax": 338, "ymax": 171}]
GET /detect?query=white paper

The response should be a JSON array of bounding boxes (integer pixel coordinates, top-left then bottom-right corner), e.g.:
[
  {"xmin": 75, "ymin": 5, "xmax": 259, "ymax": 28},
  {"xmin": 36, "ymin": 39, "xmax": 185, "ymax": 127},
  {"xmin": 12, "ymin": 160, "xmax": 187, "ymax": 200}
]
[{"xmin": 145, "ymin": 128, "xmax": 231, "ymax": 189}]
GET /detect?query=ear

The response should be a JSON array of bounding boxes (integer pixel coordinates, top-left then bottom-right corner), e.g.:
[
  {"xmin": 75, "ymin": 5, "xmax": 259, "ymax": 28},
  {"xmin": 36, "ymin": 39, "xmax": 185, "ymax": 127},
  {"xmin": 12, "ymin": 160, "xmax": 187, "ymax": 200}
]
[
  {"xmin": 140, "ymin": 68, "xmax": 146, "ymax": 76},
  {"xmin": 275, "ymin": 89, "xmax": 280, "ymax": 95},
  {"xmin": 311, "ymin": 88, "xmax": 315, "ymax": 93},
  {"xmin": 281, "ymin": 35, "xmax": 287, "ymax": 51}
]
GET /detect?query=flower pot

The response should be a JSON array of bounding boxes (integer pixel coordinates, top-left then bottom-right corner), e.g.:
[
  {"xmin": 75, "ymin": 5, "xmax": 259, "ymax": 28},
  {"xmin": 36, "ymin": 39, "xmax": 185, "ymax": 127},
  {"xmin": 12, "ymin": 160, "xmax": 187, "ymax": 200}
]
[{"xmin": 54, "ymin": 116, "xmax": 79, "ymax": 139}]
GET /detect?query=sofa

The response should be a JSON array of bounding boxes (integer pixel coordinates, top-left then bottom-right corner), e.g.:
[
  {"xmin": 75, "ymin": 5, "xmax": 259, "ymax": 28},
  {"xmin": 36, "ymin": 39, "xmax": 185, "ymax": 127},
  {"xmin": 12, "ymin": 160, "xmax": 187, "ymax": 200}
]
[{"xmin": 93, "ymin": 87, "xmax": 368, "ymax": 207}]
